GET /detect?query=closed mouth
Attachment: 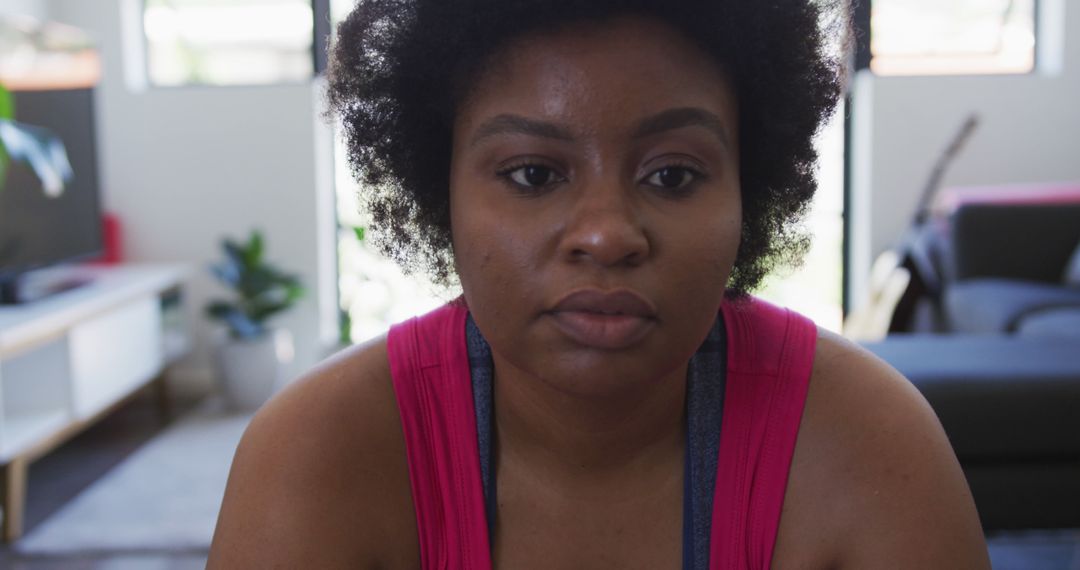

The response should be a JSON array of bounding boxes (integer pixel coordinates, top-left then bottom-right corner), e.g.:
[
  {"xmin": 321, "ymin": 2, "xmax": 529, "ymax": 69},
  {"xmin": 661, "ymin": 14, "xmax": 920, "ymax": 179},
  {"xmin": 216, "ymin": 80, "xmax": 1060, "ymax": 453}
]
[
  {"xmin": 549, "ymin": 288, "xmax": 657, "ymax": 319},
  {"xmin": 547, "ymin": 288, "xmax": 657, "ymax": 349}
]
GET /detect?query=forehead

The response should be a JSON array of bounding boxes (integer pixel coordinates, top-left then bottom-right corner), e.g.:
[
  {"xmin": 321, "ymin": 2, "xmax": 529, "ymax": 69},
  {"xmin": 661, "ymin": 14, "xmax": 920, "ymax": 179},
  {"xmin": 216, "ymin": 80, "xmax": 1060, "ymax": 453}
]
[{"xmin": 454, "ymin": 15, "xmax": 738, "ymax": 139}]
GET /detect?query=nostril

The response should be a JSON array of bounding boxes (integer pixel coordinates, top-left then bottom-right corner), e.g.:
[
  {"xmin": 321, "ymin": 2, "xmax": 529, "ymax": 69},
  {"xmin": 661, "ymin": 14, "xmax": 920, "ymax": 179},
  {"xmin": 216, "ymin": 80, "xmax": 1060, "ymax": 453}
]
[
  {"xmin": 560, "ymin": 206, "xmax": 651, "ymax": 267},
  {"xmin": 568, "ymin": 244, "xmax": 647, "ymax": 267}
]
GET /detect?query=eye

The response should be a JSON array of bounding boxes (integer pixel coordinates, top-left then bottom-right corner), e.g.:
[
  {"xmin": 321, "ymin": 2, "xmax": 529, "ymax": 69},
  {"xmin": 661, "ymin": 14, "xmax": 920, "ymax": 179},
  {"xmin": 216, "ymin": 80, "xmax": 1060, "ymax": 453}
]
[
  {"xmin": 500, "ymin": 164, "xmax": 562, "ymax": 189},
  {"xmin": 644, "ymin": 166, "xmax": 700, "ymax": 190}
]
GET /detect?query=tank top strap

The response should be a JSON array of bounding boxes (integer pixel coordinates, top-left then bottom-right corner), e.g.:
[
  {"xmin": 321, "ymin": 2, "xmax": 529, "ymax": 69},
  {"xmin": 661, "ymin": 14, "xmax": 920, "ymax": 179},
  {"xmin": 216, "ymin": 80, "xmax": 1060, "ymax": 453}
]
[
  {"xmin": 387, "ymin": 296, "xmax": 816, "ymax": 570},
  {"xmin": 710, "ymin": 296, "xmax": 818, "ymax": 569},
  {"xmin": 386, "ymin": 302, "xmax": 492, "ymax": 570}
]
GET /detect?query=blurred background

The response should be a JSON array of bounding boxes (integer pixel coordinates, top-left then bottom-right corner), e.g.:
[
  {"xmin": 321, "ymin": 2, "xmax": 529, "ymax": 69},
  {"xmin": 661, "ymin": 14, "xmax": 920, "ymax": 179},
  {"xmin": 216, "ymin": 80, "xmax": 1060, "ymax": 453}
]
[{"xmin": 0, "ymin": 0, "xmax": 1077, "ymax": 567}]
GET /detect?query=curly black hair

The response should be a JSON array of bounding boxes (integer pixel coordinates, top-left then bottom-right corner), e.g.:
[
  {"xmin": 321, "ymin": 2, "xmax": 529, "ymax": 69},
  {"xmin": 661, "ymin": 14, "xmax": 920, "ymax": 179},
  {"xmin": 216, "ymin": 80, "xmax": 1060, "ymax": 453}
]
[{"xmin": 326, "ymin": 0, "xmax": 847, "ymax": 295}]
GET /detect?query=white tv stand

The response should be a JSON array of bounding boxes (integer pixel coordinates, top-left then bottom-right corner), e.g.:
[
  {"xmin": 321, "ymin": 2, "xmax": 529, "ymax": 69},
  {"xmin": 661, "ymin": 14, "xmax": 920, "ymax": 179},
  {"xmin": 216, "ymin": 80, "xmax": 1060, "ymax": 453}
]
[{"xmin": 0, "ymin": 263, "xmax": 191, "ymax": 542}]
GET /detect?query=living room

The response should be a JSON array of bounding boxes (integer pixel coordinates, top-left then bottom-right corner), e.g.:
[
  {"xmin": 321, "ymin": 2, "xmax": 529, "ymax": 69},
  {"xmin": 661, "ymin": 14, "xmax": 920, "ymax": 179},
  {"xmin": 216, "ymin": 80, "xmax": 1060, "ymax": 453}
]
[{"xmin": 0, "ymin": 0, "xmax": 1078, "ymax": 567}]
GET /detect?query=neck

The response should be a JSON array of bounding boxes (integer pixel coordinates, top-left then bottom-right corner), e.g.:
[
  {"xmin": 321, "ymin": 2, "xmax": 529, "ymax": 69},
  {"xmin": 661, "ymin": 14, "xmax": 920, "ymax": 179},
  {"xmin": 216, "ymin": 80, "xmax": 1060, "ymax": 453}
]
[{"xmin": 491, "ymin": 353, "xmax": 688, "ymax": 485}]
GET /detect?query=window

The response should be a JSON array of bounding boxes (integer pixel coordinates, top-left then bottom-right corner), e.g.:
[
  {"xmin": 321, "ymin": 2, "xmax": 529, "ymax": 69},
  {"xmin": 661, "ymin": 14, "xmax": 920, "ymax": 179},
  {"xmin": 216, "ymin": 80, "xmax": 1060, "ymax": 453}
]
[
  {"xmin": 757, "ymin": 102, "xmax": 845, "ymax": 332},
  {"xmin": 143, "ymin": 0, "xmax": 314, "ymax": 86},
  {"xmin": 871, "ymin": 0, "xmax": 1037, "ymax": 76},
  {"xmin": 333, "ymin": 136, "xmax": 450, "ymax": 344}
]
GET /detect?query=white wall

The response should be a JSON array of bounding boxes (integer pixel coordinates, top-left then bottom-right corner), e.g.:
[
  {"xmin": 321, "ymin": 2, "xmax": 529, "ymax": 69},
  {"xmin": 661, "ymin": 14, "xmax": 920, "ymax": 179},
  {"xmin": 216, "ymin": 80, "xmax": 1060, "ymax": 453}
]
[
  {"xmin": 47, "ymin": 0, "xmax": 338, "ymax": 393},
  {"xmin": 0, "ymin": 0, "xmax": 48, "ymax": 20},
  {"xmin": 849, "ymin": 0, "xmax": 1079, "ymax": 311}
]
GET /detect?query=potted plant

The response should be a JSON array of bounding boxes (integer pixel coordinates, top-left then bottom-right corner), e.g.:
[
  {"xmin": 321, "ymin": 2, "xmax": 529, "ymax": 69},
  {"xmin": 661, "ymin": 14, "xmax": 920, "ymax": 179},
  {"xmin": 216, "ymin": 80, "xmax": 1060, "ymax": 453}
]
[{"xmin": 205, "ymin": 229, "xmax": 305, "ymax": 411}]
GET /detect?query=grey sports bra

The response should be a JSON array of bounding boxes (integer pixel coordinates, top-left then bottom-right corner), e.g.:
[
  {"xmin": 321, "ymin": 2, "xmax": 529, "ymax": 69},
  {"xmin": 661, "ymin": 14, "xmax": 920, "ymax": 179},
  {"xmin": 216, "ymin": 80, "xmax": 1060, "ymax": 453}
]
[{"xmin": 466, "ymin": 314, "xmax": 727, "ymax": 569}]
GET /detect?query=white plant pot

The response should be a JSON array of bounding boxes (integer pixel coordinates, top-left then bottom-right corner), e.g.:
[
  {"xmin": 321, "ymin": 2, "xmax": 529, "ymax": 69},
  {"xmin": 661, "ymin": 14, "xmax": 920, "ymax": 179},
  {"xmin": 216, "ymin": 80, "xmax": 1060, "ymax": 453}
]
[{"xmin": 214, "ymin": 328, "xmax": 295, "ymax": 411}]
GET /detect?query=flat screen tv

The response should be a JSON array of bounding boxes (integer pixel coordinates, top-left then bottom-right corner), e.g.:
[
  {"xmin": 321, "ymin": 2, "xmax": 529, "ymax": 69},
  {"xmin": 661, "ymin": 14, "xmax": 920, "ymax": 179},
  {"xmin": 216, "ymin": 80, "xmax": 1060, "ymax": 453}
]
[{"xmin": 0, "ymin": 88, "xmax": 103, "ymax": 303}]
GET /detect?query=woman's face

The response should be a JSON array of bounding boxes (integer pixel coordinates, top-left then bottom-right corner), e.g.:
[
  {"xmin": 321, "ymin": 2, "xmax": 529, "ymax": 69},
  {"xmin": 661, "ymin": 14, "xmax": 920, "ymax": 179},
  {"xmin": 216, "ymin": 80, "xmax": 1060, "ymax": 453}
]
[{"xmin": 450, "ymin": 16, "xmax": 741, "ymax": 395}]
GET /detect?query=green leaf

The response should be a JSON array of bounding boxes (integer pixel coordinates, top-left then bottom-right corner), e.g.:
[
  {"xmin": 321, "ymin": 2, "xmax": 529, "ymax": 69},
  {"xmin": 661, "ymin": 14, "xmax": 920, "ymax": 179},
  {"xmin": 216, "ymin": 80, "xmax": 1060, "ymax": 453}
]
[
  {"xmin": 204, "ymin": 300, "xmax": 261, "ymax": 338},
  {"xmin": 209, "ymin": 260, "xmax": 241, "ymax": 288},
  {"xmin": 353, "ymin": 226, "xmax": 365, "ymax": 242},
  {"xmin": 204, "ymin": 300, "xmax": 237, "ymax": 320},
  {"xmin": 245, "ymin": 288, "xmax": 279, "ymax": 306},
  {"xmin": 206, "ymin": 228, "xmax": 304, "ymax": 330},
  {"xmin": 0, "ymin": 84, "xmax": 13, "ymax": 121},
  {"xmin": 248, "ymin": 300, "xmax": 292, "ymax": 322},
  {"xmin": 0, "ymin": 85, "xmax": 12, "ymax": 194},
  {"xmin": 239, "ymin": 265, "xmax": 277, "ymax": 299},
  {"xmin": 285, "ymin": 282, "xmax": 305, "ymax": 301},
  {"xmin": 223, "ymin": 311, "xmax": 263, "ymax": 339},
  {"xmin": 222, "ymin": 238, "xmax": 247, "ymax": 270},
  {"xmin": 245, "ymin": 230, "xmax": 264, "ymax": 267},
  {"xmin": 339, "ymin": 309, "xmax": 353, "ymax": 345}
]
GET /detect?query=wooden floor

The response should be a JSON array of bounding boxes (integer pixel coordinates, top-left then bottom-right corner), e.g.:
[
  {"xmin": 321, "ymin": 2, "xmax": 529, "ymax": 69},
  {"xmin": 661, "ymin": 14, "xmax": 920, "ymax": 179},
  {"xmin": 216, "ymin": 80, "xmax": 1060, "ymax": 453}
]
[{"xmin": 0, "ymin": 385, "xmax": 1077, "ymax": 569}]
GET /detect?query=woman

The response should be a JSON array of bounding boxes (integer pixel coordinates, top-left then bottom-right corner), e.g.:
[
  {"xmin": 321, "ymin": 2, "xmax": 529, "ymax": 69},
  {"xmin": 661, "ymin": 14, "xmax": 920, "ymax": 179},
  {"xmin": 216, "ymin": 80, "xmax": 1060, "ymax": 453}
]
[{"xmin": 209, "ymin": 0, "xmax": 990, "ymax": 567}]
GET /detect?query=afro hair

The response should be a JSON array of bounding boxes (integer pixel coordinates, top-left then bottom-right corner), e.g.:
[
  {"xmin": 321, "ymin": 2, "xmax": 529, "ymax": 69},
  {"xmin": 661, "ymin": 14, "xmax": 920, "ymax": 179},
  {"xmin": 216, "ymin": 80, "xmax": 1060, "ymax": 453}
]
[{"xmin": 326, "ymin": 0, "xmax": 847, "ymax": 295}]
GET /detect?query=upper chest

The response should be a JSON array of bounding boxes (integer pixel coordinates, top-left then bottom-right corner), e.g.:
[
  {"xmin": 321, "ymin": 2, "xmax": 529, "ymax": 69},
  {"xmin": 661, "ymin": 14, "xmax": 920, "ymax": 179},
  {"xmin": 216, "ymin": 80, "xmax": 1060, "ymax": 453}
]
[{"xmin": 488, "ymin": 457, "xmax": 685, "ymax": 570}]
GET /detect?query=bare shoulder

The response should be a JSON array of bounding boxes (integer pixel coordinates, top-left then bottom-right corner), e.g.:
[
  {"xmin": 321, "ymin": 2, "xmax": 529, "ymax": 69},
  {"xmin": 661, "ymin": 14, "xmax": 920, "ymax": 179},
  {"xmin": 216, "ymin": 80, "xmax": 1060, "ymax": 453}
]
[
  {"xmin": 773, "ymin": 329, "xmax": 990, "ymax": 569},
  {"xmin": 207, "ymin": 336, "xmax": 419, "ymax": 570}
]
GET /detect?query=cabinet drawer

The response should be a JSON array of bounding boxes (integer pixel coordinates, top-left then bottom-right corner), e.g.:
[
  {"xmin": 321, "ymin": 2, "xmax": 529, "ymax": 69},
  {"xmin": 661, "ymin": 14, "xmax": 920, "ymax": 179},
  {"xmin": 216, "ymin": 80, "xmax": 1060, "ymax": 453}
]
[{"xmin": 69, "ymin": 296, "xmax": 163, "ymax": 418}]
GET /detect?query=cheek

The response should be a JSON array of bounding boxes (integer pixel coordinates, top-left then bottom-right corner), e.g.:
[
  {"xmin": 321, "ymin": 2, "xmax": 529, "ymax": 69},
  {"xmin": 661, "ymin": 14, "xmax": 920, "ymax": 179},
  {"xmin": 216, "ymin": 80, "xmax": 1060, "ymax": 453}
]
[
  {"xmin": 678, "ymin": 240, "xmax": 737, "ymax": 310},
  {"xmin": 668, "ymin": 201, "xmax": 741, "ymax": 278},
  {"xmin": 451, "ymin": 190, "xmax": 538, "ymax": 324},
  {"xmin": 716, "ymin": 210, "xmax": 743, "ymax": 268},
  {"xmin": 709, "ymin": 211, "xmax": 742, "ymax": 289},
  {"xmin": 656, "ymin": 208, "xmax": 741, "ymax": 358}
]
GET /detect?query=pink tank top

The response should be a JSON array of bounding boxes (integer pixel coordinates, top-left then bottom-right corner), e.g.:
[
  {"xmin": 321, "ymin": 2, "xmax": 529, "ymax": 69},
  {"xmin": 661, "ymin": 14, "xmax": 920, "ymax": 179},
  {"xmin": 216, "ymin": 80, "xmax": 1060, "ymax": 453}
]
[{"xmin": 387, "ymin": 296, "xmax": 817, "ymax": 569}]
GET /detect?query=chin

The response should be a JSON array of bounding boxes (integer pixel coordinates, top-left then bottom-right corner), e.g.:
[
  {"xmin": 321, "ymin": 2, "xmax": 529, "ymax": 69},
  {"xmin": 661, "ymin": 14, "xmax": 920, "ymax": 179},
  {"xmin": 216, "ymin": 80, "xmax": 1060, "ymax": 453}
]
[{"xmin": 529, "ymin": 347, "xmax": 689, "ymax": 399}]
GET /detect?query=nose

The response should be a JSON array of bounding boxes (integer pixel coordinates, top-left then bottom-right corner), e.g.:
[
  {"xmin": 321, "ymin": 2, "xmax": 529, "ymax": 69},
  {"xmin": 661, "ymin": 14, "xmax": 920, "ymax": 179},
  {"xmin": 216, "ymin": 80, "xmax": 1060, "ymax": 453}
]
[{"xmin": 559, "ymin": 180, "xmax": 650, "ymax": 268}]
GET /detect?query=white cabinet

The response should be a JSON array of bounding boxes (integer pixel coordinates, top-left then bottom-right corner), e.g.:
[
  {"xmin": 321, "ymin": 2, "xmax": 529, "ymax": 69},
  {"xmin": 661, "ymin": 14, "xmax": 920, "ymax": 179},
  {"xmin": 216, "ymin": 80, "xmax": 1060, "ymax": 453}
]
[
  {"xmin": 0, "ymin": 264, "xmax": 190, "ymax": 542},
  {"xmin": 69, "ymin": 296, "xmax": 163, "ymax": 419},
  {"xmin": 0, "ymin": 337, "xmax": 71, "ymax": 462}
]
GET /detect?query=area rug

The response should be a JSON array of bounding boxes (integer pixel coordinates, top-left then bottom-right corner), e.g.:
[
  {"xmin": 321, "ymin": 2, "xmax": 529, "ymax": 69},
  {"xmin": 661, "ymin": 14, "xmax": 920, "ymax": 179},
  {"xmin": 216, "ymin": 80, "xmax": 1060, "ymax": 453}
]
[{"xmin": 15, "ymin": 398, "xmax": 253, "ymax": 555}]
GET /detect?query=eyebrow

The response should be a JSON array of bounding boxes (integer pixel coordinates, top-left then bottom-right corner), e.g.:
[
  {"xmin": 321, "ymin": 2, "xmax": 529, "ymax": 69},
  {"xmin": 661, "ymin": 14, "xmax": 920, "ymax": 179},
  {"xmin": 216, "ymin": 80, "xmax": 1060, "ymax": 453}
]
[
  {"xmin": 632, "ymin": 107, "xmax": 731, "ymax": 148},
  {"xmin": 469, "ymin": 107, "xmax": 731, "ymax": 148},
  {"xmin": 470, "ymin": 114, "xmax": 575, "ymax": 146}
]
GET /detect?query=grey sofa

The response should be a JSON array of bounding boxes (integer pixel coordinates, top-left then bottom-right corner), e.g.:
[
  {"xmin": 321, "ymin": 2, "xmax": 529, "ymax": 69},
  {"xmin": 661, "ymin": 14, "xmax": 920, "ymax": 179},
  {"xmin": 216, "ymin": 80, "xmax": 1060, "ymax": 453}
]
[
  {"xmin": 865, "ymin": 336, "xmax": 1080, "ymax": 530},
  {"xmin": 864, "ymin": 202, "xmax": 1080, "ymax": 530},
  {"xmin": 942, "ymin": 203, "xmax": 1080, "ymax": 335}
]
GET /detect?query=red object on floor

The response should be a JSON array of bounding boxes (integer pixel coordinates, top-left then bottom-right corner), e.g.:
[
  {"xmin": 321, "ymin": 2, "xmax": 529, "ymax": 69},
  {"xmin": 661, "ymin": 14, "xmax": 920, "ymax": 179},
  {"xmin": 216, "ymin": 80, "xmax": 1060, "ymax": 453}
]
[{"xmin": 85, "ymin": 212, "xmax": 123, "ymax": 265}]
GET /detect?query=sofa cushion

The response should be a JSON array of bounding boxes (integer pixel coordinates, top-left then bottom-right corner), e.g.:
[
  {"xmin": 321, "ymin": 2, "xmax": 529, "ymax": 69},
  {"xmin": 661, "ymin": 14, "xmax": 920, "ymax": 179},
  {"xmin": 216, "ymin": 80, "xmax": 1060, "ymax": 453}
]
[
  {"xmin": 1017, "ymin": 308, "xmax": 1080, "ymax": 338},
  {"xmin": 944, "ymin": 279, "xmax": 1080, "ymax": 333},
  {"xmin": 863, "ymin": 335, "xmax": 1080, "ymax": 460}
]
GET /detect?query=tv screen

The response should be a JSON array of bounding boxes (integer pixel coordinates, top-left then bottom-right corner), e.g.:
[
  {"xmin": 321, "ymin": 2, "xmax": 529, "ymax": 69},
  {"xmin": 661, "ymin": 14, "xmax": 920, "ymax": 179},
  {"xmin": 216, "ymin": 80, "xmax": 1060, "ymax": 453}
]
[{"xmin": 0, "ymin": 88, "xmax": 103, "ymax": 281}]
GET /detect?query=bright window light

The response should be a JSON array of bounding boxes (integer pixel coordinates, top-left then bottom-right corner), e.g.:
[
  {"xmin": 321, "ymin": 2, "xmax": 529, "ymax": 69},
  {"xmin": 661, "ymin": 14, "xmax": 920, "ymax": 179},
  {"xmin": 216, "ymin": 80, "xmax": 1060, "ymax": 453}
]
[
  {"xmin": 871, "ymin": 0, "xmax": 1037, "ymax": 76},
  {"xmin": 143, "ymin": 0, "xmax": 314, "ymax": 86},
  {"xmin": 757, "ymin": 102, "xmax": 845, "ymax": 333}
]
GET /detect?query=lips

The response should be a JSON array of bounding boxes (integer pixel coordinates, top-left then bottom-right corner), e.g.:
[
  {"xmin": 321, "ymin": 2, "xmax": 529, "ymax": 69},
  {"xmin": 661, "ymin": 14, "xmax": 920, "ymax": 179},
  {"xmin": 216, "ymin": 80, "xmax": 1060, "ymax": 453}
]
[{"xmin": 547, "ymin": 289, "xmax": 658, "ymax": 349}]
